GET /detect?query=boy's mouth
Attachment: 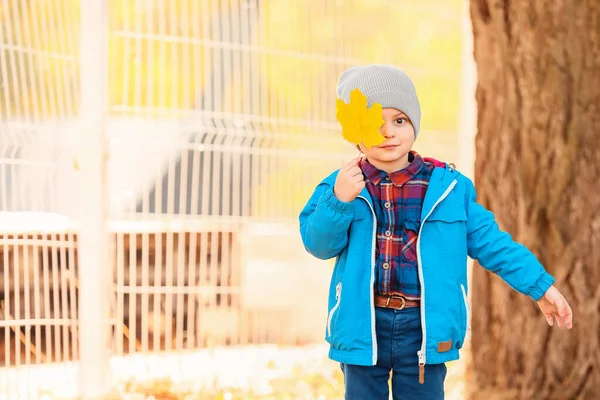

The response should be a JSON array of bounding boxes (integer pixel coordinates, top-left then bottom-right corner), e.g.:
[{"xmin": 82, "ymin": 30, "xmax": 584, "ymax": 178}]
[{"xmin": 378, "ymin": 144, "xmax": 399, "ymax": 149}]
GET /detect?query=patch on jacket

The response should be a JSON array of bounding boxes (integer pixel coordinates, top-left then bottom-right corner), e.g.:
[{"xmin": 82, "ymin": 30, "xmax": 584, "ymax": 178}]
[{"xmin": 437, "ymin": 340, "xmax": 453, "ymax": 353}]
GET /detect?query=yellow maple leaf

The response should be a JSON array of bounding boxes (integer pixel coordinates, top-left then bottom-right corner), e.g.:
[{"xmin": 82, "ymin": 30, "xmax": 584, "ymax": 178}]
[{"xmin": 335, "ymin": 88, "xmax": 385, "ymax": 148}]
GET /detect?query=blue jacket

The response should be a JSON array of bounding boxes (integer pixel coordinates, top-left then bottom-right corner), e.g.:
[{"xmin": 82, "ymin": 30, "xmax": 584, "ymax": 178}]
[{"xmin": 298, "ymin": 162, "xmax": 555, "ymax": 368}]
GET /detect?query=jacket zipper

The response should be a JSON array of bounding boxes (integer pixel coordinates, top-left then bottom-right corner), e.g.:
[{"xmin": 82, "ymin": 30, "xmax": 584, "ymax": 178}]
[
  {"xmin": 461, "ymin": 283, "xmax": 471, "ymax": 333},
  {"xmin": 358, "ymin": 195, "xmax": 378, "ymax": 365},
  {"xmin": 416, "ymin": 179, "xmax": 457, "ymax": 384},
  {"xmin": 327, "ymin": 282, "xmax": 342, "ymax": 337}
]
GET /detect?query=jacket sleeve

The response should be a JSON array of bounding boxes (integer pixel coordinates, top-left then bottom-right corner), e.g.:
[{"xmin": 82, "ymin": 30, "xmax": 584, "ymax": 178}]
[
  {"xmin": 464, "ymin": 178, "xmax": 555, "ymax": 301},
  {"xmin": 299, "ymin": 182, "xmax": 354, "ymax": 260}
]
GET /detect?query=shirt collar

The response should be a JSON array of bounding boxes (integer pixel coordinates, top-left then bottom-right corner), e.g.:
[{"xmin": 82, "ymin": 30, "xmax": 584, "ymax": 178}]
[{"xmin": 360, "ymin": 151, "xmax": 424, "ymax": 187}]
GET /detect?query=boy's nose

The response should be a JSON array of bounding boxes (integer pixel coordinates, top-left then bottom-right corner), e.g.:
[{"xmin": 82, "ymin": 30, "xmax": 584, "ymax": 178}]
[{"xmin": 380, "ymin": 123, "xmax": 392, "ymax": 138}]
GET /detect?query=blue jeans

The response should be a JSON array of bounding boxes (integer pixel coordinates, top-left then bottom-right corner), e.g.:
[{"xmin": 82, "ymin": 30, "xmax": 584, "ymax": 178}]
[{"xmin": 341, "ymin": 306, "xmax": 446, "ymax": 400}]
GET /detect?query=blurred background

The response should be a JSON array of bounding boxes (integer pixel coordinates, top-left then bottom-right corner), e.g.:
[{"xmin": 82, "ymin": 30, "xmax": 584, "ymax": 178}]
[{"xmin": 10, "ymin": 0, "xmax": 595, "ymax": 398}]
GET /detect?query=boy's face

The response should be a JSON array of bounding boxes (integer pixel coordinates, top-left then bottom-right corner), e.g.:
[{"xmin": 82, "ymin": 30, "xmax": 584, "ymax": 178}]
[{"xmin": 358, "ymin": 108, "xmax": 415, "ymax": 170}]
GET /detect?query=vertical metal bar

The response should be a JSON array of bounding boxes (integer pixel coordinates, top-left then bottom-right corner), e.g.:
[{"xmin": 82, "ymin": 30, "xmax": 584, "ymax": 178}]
[
  {"xmin": 170, "ymin": 0, "xmax": 184, "ymax": 353},
  {"xmin": 128, "ymin": 233, "xmax": 137, "ymax": 353},
  {"xmin": 459, "ymin": 0, "xmax": 477, "ymax": 304},
  {"xmin": 120, "ymin": 0, "xmax": 131, "ymax": 112},
  {"xmin": 14, "ymin": 244, "xmax": 21, "ymax": 366},
  {"xmin": 134, "ymin": 0, "xmax": 143, "ymax": 114},
  {"xmin": 77, "ymin": 0, "xmax": 110, "ymax": 396},
  {"xmin": 141, "ymin": 231, "xmax": 149, "ymax": 352},
  {"xmin": 197, "ymin": 231, "xmax": 209, "ymax": 347},
  {"xmin": 175, "ymin": 147, "xmax": 189, "ymax": 352},
  {"xmin": 116, "ymin": 233, "xmax": 124, "ymax": 356},
  {"xmin": 32, "ymin": 237, "xmax": 42, "ymax": 364},
  {"xmin": 42, "ymin": 237, "xmax": 52, "ymax": 362},
  {"xmin": 7, "ymin": 0, "xmax": 26, "ymax": 118},
  {"xmin": 208, "ymin": 231, "xmax": 219, "ymax": 344},
  {"xmin": 19, "ymin": 1, "xmax": 39, "ymax": 124},
  {"xmin": 47, "ymin": 0, "xmax": 66, "ymax": 118},
  {"xmin": 175, "ymin": 231, "xmax": 186, "ymax": 350},
  {"xmin": 59, "ymin": 234, "xmax": 70, "ymax": 361},
  {"xmin": 152, "ymin": 233, "xmax": 163, "ymax": 351},
  {"xmin": 0, "ymin": 4, "xmax": 12, "ymax": 122},
  {"xmin": 51, "ymin": 235, "xmax": 62, "ymax": 362},
  {"xmin": 37, "ymin": 1, "xmax": 52, "ymax": 118},
  {"xmin": 186, "ymin": 151, "xmax": 201, "ymax": 350},
  {"xmin": 197, "ymin": 128, "xmax": 212, "ymax": 347},
  {"xmin": 229, "ymin": 234, "xmax": 241, "ymax": 345},
  {"xmin": 242, "ymin": 0, "xmax": 260, "ymax": 345},
  {"xmin": 164, "ymin": 230, "xmax": 174, "ymax": 351},
  {"xmin": 0, "ymin": 151, "xmax": 7, "ymax": 211},
  {"xmin": 459, "ymin": 0, "xmax": 477, "ymax": 180},
  {"xmin": 220, "ymin": 232, "xmax": 231, "ymax": 344},
  {"xmin": 23, "ymin": 244, "xmax": 32, "ymax": 366},
  {"xmin": 67, "ymin": 233, "xmax": 78, "ymax": 360},
  {"xmin": 58, "ymin": 0, "xmax": 77, "ymax": 119},
  {"xmin": 182, "ymin": 0, "xmax": 192, "ymax": 110},
  {"xmin": 186, "ymin": 231, "xmax": 198, "ymax": 350},
  {"xmin": 163, "ymin": 5, "xmax": 176, "ymax": 345},
  {"xmin": 2, "ymin": 235, "xmax": 11, "ymax": 367}
]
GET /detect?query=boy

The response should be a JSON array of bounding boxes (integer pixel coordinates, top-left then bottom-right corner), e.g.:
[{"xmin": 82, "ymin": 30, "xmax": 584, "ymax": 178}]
[{"xmin": 298, "ymin": 65, "xmax": 573, "ymax": 399}]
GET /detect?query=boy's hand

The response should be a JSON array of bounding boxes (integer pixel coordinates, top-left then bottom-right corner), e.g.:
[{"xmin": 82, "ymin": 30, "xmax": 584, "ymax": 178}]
[
  {"xmin": 537, "ymin": 285, "xmax": 573, "ymax": 329},
  {"xmin": 334, "ymin": 157, "xmax": 365, "ymax": 202}
]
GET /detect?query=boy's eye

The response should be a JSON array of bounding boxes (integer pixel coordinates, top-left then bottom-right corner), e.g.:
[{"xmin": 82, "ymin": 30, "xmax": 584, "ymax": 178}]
[{"xmin": 394, "ymin": 118, "xmax": 406, "ymax": 125}]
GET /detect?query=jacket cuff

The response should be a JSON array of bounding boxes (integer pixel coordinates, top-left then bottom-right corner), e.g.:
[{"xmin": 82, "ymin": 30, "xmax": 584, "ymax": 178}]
[
  {"xmin": 320, "ymin": 186, "xmax": 354, "ymax": 216},
  {"xmin": 528, "ymin": 272, "xmax": 555, "ymax": 301}
]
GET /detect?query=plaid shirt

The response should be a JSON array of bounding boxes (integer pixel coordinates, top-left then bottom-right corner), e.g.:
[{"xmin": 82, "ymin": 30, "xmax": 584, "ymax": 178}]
[{"xmin": 360, "ymin": 151, "xmax": 434, "ymax": 299}]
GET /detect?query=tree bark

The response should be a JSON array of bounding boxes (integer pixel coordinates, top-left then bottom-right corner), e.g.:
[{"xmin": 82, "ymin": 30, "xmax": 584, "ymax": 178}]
[{"xmin": 469, "ymin": 1, "xmax": 600, "ymax": 399}]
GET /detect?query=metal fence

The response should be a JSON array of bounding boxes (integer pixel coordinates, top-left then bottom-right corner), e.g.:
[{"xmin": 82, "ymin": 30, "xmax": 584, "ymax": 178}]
[{"xmin": 0, "ymin": 0, "xmax": 471, "ymax": 398}]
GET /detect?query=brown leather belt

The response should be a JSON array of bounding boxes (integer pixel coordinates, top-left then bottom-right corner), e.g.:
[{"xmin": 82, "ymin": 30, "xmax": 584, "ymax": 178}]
[{"xmin": 374, "ymin": 294, "xmax": 420, "ymax": 310}]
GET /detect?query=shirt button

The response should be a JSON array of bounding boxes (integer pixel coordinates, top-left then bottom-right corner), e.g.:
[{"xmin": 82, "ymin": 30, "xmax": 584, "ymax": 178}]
[
  {"xmin": 384, "ymin": 202, "xmax": 391, "ymax": 209},
  {"xmin": 382, "ymin": 263, "xmax": 390, "ymax": 270},
  {"xmin": 385, "ymin": 230, "xmax": 391, "ymax": 237}
]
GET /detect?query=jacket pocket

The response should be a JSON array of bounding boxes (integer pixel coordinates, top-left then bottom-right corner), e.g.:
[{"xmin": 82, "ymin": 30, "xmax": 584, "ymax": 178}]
[
  {"xmin": 460, "ymin": 283, "xmax": 471, "ymax": 334},
  {"xmin": 426, "ymin": 202, "xmax": 468, "ymax": 260},
  {"xmin": 428, "ymin": 200, "xmax": 467, "ymax": 223},
  {"xmin": 327, "ymin": 282, "xmax": 342, "ymax": 337}
]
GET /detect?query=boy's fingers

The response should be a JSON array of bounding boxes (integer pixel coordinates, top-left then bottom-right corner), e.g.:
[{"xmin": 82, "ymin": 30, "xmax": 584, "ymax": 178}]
[
  {"xmin": 557, "ymin": 299, "xmax": 567, "ymax": 318},
  {"xmin": 352, "ymin": 174, "xmax": 364, "ymax": 183},
  {"xmin": 545, "ymin": 313, "xmax": 554, "ymax": 327},
  {"xmin": 567, "ymin": 306, "xmax": 573, "ymax": 328},
  {"xmin": 344, "ymin": 157, "xmax": 361, "ymax": 169},
  {"xmin": 349, "ymin": 166, "xmax": 363, "ymax": 176},
  {"xmin": 564, "ymin": 304, "xmax": 573, "ymax": 328},
  {"xmin": 555, "ymin": 315, "xmax": 564, "ymax": 328}
]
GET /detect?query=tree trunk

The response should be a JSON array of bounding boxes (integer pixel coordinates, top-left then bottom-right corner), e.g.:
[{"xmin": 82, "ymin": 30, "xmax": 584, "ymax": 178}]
[{"xmin": 468, "ymin": 1, "xmax": 600, "ymax": 399}]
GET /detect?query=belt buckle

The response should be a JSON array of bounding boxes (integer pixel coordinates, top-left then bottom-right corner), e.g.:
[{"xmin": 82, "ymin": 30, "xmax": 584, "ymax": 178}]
[{"xmin": 386, "ymin": 295, "xmax": 406, "ymax": 310}]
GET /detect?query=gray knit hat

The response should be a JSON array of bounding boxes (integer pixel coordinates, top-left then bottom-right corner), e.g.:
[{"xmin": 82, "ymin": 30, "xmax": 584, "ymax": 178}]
[{"xmin": 336, "ymin": 64, "xmax": 421, "ymax": 138}]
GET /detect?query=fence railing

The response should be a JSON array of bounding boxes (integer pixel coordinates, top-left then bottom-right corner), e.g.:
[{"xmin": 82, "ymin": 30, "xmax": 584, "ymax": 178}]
[{"xmin": 0, "ymin": 1, "xmax": 470, "ymax": 398}]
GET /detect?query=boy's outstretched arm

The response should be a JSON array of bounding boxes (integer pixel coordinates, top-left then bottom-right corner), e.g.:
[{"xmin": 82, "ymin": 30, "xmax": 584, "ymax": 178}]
[
  {"xmin": 464, "ymin": 179, "xmax": 573, "ymax": 329},
  {"xmin": 299, "ymin": 157, "xmax": 364, "ymax": 260}
]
